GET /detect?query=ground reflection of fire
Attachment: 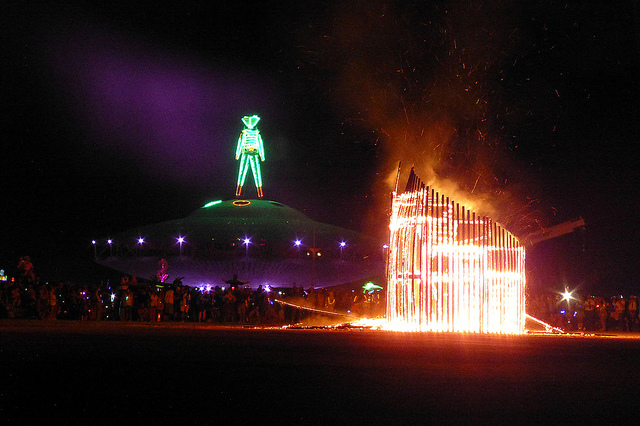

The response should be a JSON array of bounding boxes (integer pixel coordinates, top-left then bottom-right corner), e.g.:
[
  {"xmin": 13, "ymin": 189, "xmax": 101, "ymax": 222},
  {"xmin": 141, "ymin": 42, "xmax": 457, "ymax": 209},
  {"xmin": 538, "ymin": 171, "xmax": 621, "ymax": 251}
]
[{"xmin": 386, "ymin": 169, "xmax": 526, "ymax": 334}]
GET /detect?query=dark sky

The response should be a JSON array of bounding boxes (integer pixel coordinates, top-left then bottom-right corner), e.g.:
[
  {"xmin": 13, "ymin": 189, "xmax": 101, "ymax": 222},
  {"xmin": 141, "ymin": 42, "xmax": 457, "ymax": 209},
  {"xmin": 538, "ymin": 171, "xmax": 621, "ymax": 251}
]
[{"xmin": 3, "ymin": 1, "xmax": 640, "ymax": 295}]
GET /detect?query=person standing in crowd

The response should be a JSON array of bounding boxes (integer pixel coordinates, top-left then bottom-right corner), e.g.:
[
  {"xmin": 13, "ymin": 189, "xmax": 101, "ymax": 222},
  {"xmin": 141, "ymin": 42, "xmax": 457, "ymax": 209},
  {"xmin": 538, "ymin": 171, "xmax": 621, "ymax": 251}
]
[
  {"xmin": 149, "ymin": 289, "xmax": 159, "ymax": 322},
  {"xmin": 239, "ymin": 295, "xmax": 250, "ymax": 323},
  {"xmin": 164, "ymin": 287, "xmax": 174, "ymax": 321},
  {"xmin": 36, "ymin": 284, "xmax": 49, "ymax": 320},
  {"xmin": 626, "ymin": 296, "xmax": 638, "ymax": 331},
  {"xmin": 583, "ymin": 296, "xmax": 597, "ymax": 331},
  {"xmin": 17, "ymin": 256, "xmax": 36, "ymax": 286},
  {"xmin": 223, "ymin": 290, "xmax": 237, "ymax": 323},
  {"xmin": 599, "ymin": 299, "xmax": 608, "ymax": 331},
  {"xmin": 613, "ymin": 296, "xmax": 627, "ymax": 331},
  {"xmin": 174, "ymin": 286, "xmax": 183, "ymax": 321},
  {"xmin": 8, "ymin": 285, "xmax": 22, "ymax": 318},
  {"xmin": 307, "ymin": 287, "xmax": 316, "ymax": 309},
  {"xmin": 199, "ymin": 290, "xmax": 211, "ymax": 322},
  {"xmin": 94, "ymin": 286, "xmax": 105, "ymax": 320},
  {"xmin": 121, "ymin": 287, "xmax": 133, "ymax": 321},
  {"xmin": 316, "ymin": 288, "xmax": 326, "ymax": 310},
  {"xmin": 180, "ymin": 289, "xmax": 190, "ymax": 321},
  {"xmin": 327, "ymin": 291, "xmax": 336, "ymax": 312},
  {"xmin": 48, "ymin": 284, "xmax": 58, "ymax": 320}
]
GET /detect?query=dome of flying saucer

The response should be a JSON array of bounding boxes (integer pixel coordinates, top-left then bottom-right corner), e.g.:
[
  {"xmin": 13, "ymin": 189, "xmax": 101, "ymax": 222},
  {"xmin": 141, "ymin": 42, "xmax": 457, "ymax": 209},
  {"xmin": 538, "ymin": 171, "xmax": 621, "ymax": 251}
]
[
  {"xmin": 101, "ymin": 199, "xmax": 368, "ymax": 254},
  {"xmin": 94, "ymin": 199, "xmax": 385, "ymax": 288}
]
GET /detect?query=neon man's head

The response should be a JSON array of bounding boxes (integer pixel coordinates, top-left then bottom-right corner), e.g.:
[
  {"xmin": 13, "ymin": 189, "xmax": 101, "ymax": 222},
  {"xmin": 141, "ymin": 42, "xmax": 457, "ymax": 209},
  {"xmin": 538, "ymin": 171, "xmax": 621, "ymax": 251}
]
[{"xmin": 242, "ymin": 115, "xmax": 260, "ymax": 129}]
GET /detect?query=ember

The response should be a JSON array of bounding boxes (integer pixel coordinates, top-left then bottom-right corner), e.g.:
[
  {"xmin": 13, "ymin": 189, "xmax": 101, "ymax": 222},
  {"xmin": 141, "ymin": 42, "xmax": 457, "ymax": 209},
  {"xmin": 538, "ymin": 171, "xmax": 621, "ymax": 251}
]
[{"xmin": 386, "ymin": 169, "xmax": 525, "ymax": 334}]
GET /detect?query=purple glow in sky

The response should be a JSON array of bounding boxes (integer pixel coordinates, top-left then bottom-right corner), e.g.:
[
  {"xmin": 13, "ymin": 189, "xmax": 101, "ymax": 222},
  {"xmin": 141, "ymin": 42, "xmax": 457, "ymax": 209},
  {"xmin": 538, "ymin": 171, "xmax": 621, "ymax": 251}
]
[{"xmin": 47, "ymin": 24, "xmax": 278, "ymax": 189}]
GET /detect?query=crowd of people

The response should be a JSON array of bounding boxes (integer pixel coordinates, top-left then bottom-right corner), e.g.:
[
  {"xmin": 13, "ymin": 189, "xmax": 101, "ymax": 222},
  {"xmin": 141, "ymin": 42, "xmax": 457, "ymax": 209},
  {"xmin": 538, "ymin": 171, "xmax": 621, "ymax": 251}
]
[
  {"xmin": 6, "ymin": 257, "xmax": 639, "ymax": 333},
  {"xmin": 527, "ymin": 293, "xmax": 640, "ymax": 332},
  {"xmin": 0, "ymin": 257, "xmax": 385, "ymax": 323}
]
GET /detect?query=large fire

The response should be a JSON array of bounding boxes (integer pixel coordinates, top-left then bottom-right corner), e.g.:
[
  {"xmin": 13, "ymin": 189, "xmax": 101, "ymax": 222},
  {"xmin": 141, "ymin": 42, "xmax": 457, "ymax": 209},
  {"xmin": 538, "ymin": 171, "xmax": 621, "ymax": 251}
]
[{"xmin": 386, "ymin": 169, "xmax": 526, "ymax": 334}]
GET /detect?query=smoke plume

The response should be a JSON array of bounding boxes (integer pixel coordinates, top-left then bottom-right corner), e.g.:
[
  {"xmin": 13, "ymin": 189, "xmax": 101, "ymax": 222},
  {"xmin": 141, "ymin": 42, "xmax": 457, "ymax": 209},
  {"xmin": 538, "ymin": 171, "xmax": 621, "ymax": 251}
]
[{"xmin": 304, "ymin": 1, "xmax": 548, "ymax": 239}]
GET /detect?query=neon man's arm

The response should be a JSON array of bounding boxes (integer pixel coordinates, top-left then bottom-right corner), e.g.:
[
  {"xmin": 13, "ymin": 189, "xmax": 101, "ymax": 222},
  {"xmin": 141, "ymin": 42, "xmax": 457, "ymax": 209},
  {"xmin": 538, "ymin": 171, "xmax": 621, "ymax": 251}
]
[
  {"xmin": 235, "ymin": 132, "xmax": 244, "ymax": 159},
  {"xmin": 258, "ymin": 133, "xmax": 265, "ymax": 161}
]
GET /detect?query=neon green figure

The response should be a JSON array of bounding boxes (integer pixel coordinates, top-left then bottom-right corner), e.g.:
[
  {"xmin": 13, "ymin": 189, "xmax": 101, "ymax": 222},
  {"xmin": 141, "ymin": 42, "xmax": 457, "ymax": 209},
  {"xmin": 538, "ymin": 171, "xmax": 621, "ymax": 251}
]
[{"xmin": 235, "ymin": 115, "xmax": 265, "ymax": 198}]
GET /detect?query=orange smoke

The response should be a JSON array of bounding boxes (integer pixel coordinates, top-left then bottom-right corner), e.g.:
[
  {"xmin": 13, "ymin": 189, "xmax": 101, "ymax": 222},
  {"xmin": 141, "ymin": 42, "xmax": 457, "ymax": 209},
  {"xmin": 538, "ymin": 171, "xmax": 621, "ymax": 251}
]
[{"xmin": 303, "ymin": 1, "xmax": 546, "ymax": 240}]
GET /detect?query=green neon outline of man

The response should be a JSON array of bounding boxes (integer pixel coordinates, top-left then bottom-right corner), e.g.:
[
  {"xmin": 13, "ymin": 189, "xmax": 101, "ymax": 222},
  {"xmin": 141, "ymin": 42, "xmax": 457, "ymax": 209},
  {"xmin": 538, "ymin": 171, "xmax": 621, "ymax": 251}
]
[{"xmin": 235, "ymin": 115, "xmax": 265, "ymax": 198}]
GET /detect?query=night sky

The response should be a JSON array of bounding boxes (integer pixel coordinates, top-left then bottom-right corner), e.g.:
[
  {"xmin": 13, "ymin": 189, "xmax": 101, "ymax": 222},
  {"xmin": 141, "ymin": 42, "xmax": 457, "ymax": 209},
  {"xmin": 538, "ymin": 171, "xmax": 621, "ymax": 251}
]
[{"xmin": 4, "ymin": 2, "xmax": 639, "ymax": 295}]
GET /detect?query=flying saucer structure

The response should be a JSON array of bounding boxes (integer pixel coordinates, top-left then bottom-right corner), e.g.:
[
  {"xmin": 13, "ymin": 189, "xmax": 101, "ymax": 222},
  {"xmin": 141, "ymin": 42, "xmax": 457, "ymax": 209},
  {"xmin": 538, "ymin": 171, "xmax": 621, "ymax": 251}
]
[
  {"xmin": 94, "ymin": 114, "xmax": 383, "ymax": 288},
  {"xmin": 95, "ymin": 199, "xmax": 384, "ymax": 288}
]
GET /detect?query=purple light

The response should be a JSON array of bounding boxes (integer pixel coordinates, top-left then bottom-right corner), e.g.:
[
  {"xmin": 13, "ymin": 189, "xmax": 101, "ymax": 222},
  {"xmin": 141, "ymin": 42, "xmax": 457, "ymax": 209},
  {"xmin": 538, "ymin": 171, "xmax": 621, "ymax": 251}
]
[
  {"xmin": 294, "ymin": 239, "xmax": 302, "ymax": 247},
  {"xmin": 339, "ymin": 241, "xmax": 347, "ymax": 247},
  {"xmin": 177, "ymin": 236, "xmax": 186, "ymax": 256},
  {"xmin": 137, "ymin": 237, "xmax": 144, "ymax": 245},
  {"xmin": 243, "ymin": 237, "xmax": 251, "ymax": 246},
  {"xmin": 107, "ymin": 239, "xmax": 113, "ymax": 245},
  {"xmin": 46, "ymin": 23, "xmax": 276, "ymax": 189},
  {"xmin": 91, "ymin": 240, "xmax": 96, "ymax": 245}
]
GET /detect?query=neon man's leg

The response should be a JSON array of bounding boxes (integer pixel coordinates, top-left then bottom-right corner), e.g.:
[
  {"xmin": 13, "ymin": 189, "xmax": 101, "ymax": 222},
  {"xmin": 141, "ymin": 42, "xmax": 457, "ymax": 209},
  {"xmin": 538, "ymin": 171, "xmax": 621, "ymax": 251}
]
[
  {"xmin": 249, "ymin": 156, "xmax": 263, "ymax": 198},
  {"xmin": 236, "ymin": 155, "xmax": 250, "ymax": 196},
  {"xmin": 249, "ymin": 156, "xmax": 263, "ymax": 187},
  {"xmin": 237, "ymin": 155, "xmax": 251, "ymax": 187}
]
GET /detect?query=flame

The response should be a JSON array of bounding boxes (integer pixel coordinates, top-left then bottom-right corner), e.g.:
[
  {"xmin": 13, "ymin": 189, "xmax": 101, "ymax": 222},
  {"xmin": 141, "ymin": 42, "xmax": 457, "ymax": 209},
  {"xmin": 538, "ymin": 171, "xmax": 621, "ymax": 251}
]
[{"xmin": 386, "ymin": 182, "xmax": 526, "ymax": 334}]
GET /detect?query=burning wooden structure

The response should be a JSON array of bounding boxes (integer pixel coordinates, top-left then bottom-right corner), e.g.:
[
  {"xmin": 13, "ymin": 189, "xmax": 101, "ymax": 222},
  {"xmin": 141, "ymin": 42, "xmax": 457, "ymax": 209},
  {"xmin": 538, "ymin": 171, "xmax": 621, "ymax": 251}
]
[{"xmin": 386, "ymin": 169, "xmax": 526, "ymax": 333}]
